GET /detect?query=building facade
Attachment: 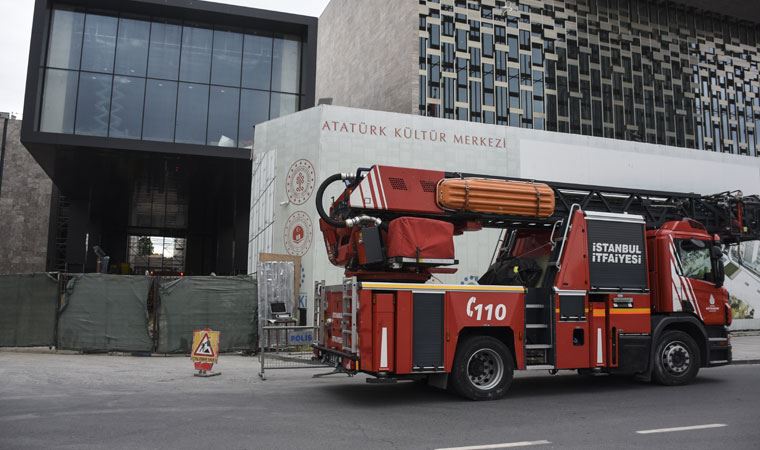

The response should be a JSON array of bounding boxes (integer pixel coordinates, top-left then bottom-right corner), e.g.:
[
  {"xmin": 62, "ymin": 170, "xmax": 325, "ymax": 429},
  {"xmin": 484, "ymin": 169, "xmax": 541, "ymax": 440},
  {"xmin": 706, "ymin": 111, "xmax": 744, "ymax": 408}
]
[
  {"xmin": 318, "ymin": 0, "xmax": 760, "ymax": 157},
  {"xmin": 22, "ymin": 0, "xmax": 317, "ymax": 274},
  {"xmin": 0, "ymin": 114, "xmax": 52, "ymax": 274},
  {"xmin": 249, "ymin": 105, "xmax": 760, "ymax": 326}
]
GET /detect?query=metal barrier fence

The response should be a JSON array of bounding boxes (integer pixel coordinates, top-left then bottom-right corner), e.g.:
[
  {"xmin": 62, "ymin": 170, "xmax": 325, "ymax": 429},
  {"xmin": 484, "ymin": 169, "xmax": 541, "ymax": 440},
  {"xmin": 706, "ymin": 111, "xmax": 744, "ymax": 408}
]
[{"xmin": 258, "ymin": 325, "xmax": 327, "ymax": 380}]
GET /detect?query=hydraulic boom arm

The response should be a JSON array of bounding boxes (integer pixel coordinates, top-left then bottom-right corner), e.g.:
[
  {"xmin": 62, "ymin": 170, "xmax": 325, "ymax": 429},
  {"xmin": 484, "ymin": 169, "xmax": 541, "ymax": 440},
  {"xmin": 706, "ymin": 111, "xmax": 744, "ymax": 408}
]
[{"xmin": 317, "ymin": 165, "xmax": 760, "ymax": 278}]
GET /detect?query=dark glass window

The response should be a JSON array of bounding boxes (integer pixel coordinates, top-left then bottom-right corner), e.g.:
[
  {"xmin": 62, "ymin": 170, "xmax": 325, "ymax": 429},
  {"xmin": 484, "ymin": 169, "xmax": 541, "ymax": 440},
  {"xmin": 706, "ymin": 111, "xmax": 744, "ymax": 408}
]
[
  {"xmin": 142, "ymin": 79, "xmax": 177, "ymax": 142},
  {"xmin": 428, "ymin": 55, "xmax": 441, "ymax": 99},
  {"xmin": 207, "ymin": 86, "xmax": 240, "ymax": 146},
  {"xmin": 419, "ymin": 75, "xmax": 426, "ymax": 112},
  {"xmin": 40, "ymin": 69, "xmax": 79, "ymax": 133},
  {"xmin": 675, "ymin": 239, "xmax": 712, "ymax": 281},
  {"xmin": 148, "ymin": 22, "xmax": 181, "ymax": 80},
  {"xmin": 442, "ymin": 43, "xmax": 455, "ymax": 71},
  {"xmin": 482, "ymin": 33, "xmax": 493, "ymax": 58},
  {"xmin": 40, "ymin": 8, "xmax": 303, "ymax": 148},
  {"xmin": 442, "ymin": 16, "xmax": 454, "ymax": 37},
  {"xmin": 522, "ymin": 91, "xmax": 532, "ymax": 122},
  {"xmin": 419, "ymin": 37, "xmax": 427, "ymax": 69},
  {"xmin": 456, "ymin": 29, "xmax": 467, "ymax": 52},
  {"xmin": 519, "ymin": 30, "xmax": 530, "ymax": 50},
  {"xmin": 470, "ymin": 81, "xmax": 481, "ymax": 113},
  {"xmin": 483, "ymin": 64, "xmax": 494, "ymax": 106},
  {"xmin": 242, "ymin": 34, "xmax": 273, "ymax": 90},
  {"xmin": 532, "ymin": 44, "xmax": 543, "ymax": 66},
  {"xmin": 175, "ymin": 82, "xmax": 209, "ymax": 144},
  {"xmin": 495, "ymin": 25, "xmax": 506, "ymax": 44},
  {"xmin": 211, "ymin": 30, "xmax": 243, "ymax": 86},
  {"xmin": 469, "ymin": 48, "xmax": 480, "ymax": 77},
  {"xmin": 109, "ymin": 76, "xmax": 145, "ymax": 139},
  {"xmin": 429, "ymin": 24, "xmax": 440, "ymax": 48},
  {"xmin": 271, "ymin": 35, "xmax": 301, "ymax": 93},
  {"xmin": 47, "ymin": 9, "xmax": 84, "ymax": 70},
  {"xmin": 81, "ymin": 14, "xmax": 118, "ymax": 73},
  {"xmin": 239, "ymin": 89, "xmax": 270, "ymax": 149},
  {"xmin": 270, "ymin": 92, "xmax": 299, "ymax": 118},
  {"xmin": 115, "ymin": 18, "xmax": 150, "ymax": 77},
  {"xmin": 508, "ymin": 36, "xmax": 518, "ymax": 61},
  {"xmin": 75, "ymin": 72, "xmax": 112, "ymax": 136},
  {"xmin": 520, "ymin": 55, "xmax": 531, "ymax": 85},
  {"xmin": 443, "ymin": 77, "xmax": 454, "ymax": 116},
  {"xmin": 179, "ymin": 26, "xmax": 213, "ymax": 83},
  {"xmin": 496, "ymin": 86, "xmax": 507, "ymax": 122},
  {"xmin": 495, "ymin": 51, "xmax": 507, "ymax": 82},
  {"xmin": 469, "ymin": 20, "xmax": 480, "ymax": 41}
]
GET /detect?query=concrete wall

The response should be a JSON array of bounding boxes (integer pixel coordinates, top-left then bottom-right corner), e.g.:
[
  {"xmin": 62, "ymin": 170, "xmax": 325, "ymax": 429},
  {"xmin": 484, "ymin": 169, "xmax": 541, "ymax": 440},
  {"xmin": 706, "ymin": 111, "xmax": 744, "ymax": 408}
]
[
  {"xmin": 0, "ymin": 118, "xmax": 52, "ymax": 273},
  {"xmin": 317, "ymin": 0, "xmax": 418, "ymax": 114}
]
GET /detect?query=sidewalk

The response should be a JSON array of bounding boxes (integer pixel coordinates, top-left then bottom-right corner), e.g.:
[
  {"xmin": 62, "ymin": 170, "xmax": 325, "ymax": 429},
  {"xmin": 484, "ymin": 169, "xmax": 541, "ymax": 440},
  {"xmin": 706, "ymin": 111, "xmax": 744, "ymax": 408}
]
[
  {"xmin": 731, "ymin": 332, "xmax": 760, "ymax": 365},
  {"xmin": 1, "ymin": 332, "xmax": 758, "ymax": 365}
]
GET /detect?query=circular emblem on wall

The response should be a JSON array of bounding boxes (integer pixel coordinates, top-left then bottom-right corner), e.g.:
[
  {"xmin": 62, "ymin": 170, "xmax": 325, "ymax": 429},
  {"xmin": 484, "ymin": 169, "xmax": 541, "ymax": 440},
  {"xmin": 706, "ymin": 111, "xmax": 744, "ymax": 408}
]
[
  {"xmin": 284, "ymin": 211, "xmax": 313, "ymax": 256},
  {"xmin": 285, "ymin": 159, "xmax": 316, "ymax": 205}
]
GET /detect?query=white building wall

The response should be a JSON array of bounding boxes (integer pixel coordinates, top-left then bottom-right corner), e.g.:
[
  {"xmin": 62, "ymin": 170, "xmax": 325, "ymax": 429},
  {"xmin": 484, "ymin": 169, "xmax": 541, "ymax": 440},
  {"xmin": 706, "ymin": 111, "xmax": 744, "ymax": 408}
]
[{"xmin": 251, "ymin": 105, "xmax": 760, "ymax": 325}]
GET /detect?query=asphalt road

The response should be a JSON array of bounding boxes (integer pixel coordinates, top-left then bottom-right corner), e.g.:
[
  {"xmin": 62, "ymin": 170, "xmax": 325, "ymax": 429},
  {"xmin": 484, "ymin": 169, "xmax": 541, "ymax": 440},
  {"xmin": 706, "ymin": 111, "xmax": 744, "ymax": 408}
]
[{"xmin": 0, "ymin": 352, "xmax": 758, "ymax": 449}]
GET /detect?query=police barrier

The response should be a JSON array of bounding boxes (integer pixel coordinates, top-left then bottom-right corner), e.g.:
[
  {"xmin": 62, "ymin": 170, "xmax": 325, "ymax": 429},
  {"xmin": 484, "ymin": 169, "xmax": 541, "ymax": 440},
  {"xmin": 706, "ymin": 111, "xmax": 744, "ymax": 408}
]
[{"xmin": 258, "ymin": 325, "xmax": 326, "ymax": 379}]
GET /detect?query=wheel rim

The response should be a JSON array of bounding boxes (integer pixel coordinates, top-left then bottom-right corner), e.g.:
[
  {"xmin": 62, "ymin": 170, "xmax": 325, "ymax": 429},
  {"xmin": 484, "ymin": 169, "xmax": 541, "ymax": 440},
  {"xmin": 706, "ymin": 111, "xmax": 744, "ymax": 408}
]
[
  {"xmin": 661, "ymin": 340, "xmax": 691, "ymax": 376},
  {"xmin": 467, "ymin": 348, "xmax": 504, "ymax": 390}
]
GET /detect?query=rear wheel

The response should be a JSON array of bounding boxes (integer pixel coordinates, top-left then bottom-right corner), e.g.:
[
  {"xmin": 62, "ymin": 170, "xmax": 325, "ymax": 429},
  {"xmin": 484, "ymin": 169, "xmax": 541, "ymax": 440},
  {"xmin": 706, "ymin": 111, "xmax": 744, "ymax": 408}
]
[
  {"xmin": 652, "ymin": 330, "xmax": 701, "ymax": 386},
  {"xmin": 450, "ymin": 335, "xmax": 514, "ymax": 400}
]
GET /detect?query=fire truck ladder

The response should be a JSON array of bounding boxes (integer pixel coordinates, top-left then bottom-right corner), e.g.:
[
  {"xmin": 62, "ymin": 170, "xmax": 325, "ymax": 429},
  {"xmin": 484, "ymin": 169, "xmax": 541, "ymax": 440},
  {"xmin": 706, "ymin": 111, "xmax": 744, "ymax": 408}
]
[
  {"xmin": 524, "ymin": 288, "xmax": 555, "ymax": 369},
  {"xmin": 341, "ymin": 278, "xmax": 358, "ymax": 354},
  {"xmin": 448, "ymin": 171, "xmax": 760, "ymax": 244}
]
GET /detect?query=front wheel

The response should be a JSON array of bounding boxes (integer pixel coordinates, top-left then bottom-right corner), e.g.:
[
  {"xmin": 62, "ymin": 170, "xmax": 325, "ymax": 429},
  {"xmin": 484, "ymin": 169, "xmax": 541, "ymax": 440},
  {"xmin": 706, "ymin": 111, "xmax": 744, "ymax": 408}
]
[
  {"xmin": 450, "ymin": 335, "xmax": 514, "ymax": 400},
  {"xmin": 652, "ymin": 330, "xmax": 701, "ymax": 386}
]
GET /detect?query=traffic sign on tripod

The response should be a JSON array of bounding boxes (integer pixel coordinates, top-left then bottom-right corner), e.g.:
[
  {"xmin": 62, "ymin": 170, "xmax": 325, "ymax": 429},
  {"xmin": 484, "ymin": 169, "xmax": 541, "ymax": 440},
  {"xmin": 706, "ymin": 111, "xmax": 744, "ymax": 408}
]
[{"xmin": 191, "ymin": 329, "xmax": 221, "ymax": 377}]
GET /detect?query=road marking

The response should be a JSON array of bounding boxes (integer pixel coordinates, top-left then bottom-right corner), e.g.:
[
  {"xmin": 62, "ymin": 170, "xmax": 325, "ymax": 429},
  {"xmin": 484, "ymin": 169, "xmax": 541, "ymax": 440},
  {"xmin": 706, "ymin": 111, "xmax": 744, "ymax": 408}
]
[
  {"xmin": 435, "ymin": 440, "xmax": 551, "ymax": 450},
  {"xmin": 636, "ymin": 424, "xmax": 727, "ymax": 434}
]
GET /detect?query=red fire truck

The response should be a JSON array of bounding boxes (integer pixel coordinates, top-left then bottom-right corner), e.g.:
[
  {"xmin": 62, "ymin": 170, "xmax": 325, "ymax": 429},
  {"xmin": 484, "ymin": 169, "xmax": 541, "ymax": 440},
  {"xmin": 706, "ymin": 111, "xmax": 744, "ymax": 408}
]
[{"xmin": 313, "ymin": 165, "xmax": 759, "ymax": 400}]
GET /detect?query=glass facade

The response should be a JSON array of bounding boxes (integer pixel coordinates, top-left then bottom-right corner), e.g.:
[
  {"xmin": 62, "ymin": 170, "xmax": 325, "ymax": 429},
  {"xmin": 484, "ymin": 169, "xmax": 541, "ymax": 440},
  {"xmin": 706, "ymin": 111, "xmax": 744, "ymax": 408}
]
[
  {"xmin": 39, "ymin": 7, "xmax": 303, "ymax": 149},
  {"xmin": 419, "ymin": 0, "xmax": 760, "ymax": 157}
]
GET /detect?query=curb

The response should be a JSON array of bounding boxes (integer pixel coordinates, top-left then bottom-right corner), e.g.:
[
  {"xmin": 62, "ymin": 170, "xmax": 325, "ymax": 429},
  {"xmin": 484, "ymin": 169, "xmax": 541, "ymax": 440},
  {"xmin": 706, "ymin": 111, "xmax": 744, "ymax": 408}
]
[{"xmin": 731, "ymin": 359, "xmax": 760, "ymax": 365}]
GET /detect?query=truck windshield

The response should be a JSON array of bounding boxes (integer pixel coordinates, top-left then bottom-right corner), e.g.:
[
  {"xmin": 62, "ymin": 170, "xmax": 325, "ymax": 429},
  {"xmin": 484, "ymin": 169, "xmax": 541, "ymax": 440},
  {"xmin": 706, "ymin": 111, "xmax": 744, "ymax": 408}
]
[{"xmin": 675, "ymin": 239, "xmax": 711, "ymax": 281}]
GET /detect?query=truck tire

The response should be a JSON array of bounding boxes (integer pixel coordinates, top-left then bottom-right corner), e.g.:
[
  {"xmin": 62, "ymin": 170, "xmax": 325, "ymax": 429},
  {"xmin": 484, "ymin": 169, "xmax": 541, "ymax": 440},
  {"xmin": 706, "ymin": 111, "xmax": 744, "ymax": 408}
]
[
  {"xmin": 652, "ymin": 330, "xmax": 701, "ymax": 386},
  {"xmin": 450, "ymin": 335, "xmax": 514, "ymax": 400}
]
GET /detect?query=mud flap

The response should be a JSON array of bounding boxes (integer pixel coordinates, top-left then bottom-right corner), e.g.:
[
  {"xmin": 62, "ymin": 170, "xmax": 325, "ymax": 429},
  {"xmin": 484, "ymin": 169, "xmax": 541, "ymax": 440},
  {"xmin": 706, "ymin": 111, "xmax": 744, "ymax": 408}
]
[{"xmin": 427, "ymin": 373, "xmax": 449, "ymax": 390}]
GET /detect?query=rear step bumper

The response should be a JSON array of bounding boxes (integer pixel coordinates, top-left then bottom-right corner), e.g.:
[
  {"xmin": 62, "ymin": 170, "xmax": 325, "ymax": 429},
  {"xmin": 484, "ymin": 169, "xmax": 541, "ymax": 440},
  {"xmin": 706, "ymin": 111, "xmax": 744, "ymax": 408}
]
[{"xmin": 312, "ymin": 343, "xmax": 358, "ymax": 365}]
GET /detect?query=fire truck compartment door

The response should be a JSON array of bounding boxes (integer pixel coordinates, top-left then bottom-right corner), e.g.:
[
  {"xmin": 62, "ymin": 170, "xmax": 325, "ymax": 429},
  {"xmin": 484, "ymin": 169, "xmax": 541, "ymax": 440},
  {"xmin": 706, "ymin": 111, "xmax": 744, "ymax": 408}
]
[
  {"xmin": 413, "ymin": 292, "xmax": 444, "ymax": 370},
  {"xmin": 554, "ymin": 292, "xmax": 590, "ymax": 369}
]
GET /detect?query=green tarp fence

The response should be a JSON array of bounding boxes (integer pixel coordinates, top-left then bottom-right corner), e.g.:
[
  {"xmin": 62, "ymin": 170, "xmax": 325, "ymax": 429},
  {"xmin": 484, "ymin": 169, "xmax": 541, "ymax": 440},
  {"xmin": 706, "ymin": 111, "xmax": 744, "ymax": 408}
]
[
  {"xmin": 57, "ymin": 274, "xmax": 153, "ymax": 352},
  {"xmin": 0, "ymin": 273, "xmax": 58, "ymax": 347},
  {"xmin": 157, "ymin": 276, "xmax": 257, "ymax": 353}
]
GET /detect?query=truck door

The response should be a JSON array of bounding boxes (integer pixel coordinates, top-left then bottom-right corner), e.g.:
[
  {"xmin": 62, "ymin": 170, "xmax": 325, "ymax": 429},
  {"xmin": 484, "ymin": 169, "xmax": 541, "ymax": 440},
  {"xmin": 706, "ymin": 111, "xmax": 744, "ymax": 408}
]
[{"xmin": 671, "ymin": 238, "xmax": 725, "ymax": 324}]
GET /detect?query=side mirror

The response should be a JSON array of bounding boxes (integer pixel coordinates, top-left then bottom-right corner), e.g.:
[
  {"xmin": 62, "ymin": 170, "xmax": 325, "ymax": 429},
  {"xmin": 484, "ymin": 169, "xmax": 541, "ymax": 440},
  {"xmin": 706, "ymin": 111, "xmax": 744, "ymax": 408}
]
[{"xmin": 710, "ymin": 246, "xmax": 725, "ymax": 288}]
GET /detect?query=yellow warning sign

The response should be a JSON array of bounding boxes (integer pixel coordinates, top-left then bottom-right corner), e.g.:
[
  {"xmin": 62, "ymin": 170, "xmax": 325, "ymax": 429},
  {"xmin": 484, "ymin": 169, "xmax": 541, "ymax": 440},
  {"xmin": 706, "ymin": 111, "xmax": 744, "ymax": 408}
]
[{"xmin": 191, "ymin": 329, "xmax": 220, "ymax": 364}]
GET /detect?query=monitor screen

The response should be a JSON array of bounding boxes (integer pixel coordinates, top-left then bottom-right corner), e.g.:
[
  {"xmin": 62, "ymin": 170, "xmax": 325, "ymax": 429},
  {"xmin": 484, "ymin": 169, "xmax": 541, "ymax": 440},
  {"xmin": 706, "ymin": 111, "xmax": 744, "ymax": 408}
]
[{"xmin": 270, "ymin": 302, "xmax": 287, "ymax": 313}]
